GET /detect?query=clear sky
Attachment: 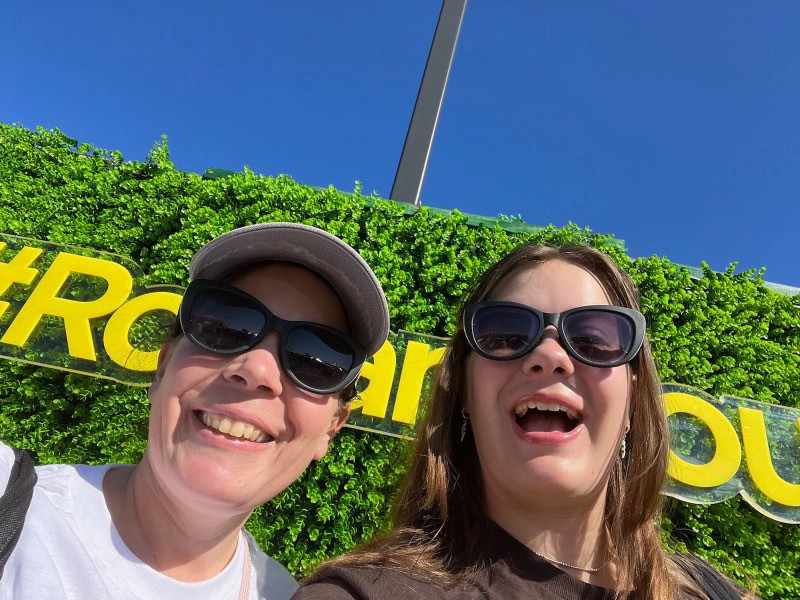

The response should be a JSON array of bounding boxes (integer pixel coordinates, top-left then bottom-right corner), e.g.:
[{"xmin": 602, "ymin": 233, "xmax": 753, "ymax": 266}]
[{"xmin": 3, "ymin": 2, "xmax": 799, "ymax": 287}]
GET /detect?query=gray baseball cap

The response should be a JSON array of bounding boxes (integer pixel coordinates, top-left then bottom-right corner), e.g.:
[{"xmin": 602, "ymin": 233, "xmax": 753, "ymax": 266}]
[{"xmin": 189, "ymin": 222, "xmax": 389, "ymax": 356}]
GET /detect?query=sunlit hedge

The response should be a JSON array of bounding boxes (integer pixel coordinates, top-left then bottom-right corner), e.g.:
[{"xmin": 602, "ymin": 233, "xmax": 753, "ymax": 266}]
[{"xmin": 0, "ymin": 123, "xmax": 797, "ymax": 597}]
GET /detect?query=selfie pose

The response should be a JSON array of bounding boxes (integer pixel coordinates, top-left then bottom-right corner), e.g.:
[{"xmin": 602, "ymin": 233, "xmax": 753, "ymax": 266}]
[
  {"xmin": 0, "ymin": 222, "xmax": 389, "ymax": 600},
  {"xmin": 294, "ymin": 243, "xmax": 755, "ymax": 599}
]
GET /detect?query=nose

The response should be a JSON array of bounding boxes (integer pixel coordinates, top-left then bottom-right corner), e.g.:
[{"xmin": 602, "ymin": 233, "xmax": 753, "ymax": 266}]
[
  {"xmin": 520, "ymin": 326, "xmax": 575, "ymax": 377},
  {"xmin": 222, "ymin": 333, "xmax": 284, "ymax": 395}
]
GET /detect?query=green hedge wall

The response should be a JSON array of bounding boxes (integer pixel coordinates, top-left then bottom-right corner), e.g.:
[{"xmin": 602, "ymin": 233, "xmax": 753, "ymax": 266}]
[{"xmin": 0, "ymin": 123, "xmax": 798, "ymax": 597}]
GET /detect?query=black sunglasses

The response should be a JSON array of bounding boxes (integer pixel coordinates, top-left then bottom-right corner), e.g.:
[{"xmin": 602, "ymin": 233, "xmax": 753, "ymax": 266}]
[
  {"xmin": 179, "ymin": 279, "xmax": 366, "ymax": 394},
  {"xmin": 464, "ymin": 301, "xmax": 645, "ymax": 368}
]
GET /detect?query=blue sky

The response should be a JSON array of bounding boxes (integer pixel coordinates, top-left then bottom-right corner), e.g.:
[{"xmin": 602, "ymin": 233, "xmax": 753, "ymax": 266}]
[{"xmin": 3, "ymin": 2, "xmax": 799, "ymax": 287}]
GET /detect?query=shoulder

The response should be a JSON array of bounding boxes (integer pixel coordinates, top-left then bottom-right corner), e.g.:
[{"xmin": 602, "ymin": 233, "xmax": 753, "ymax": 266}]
[
  {"xmin": 293, "ymin": 564, "xmax": 471, "ymax": 600},
  {"xmin": 31, "ymin": 461, "xmax": 111, "ymax": 512},
  {"xmin": 0, "ymin": 444, "xmax": 77, "ymax": 489},
  {"xmin": 1, "ymin": 462, "xmax": 115, "ymax": 587},
  {"xmin": 672, "ymin": 554, "xmax": 755, "ymax": 600}
]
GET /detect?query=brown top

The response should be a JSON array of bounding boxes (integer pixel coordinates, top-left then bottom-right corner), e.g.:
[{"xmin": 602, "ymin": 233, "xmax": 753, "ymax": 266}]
[{"xmin": 292, "ymin": 522, "xmax": 620, "ymax": 599}]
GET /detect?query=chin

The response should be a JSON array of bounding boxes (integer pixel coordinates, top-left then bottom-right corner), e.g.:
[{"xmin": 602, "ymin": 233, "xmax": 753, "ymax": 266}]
[{"xmin": 521, "ymin": 460, "xmax": 602, "ymax": 498}]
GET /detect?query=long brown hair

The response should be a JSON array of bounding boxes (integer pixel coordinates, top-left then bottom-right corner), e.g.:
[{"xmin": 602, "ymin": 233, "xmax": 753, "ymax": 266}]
[{"xmin": 322, "ymin": 244, "xmax": 706, "ymax": 598}]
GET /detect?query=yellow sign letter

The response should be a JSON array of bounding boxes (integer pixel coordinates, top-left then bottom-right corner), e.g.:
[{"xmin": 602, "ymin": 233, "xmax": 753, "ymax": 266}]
[{"xmin": 2, "ymin": 253, "xmax": 133, "ymax": 361}]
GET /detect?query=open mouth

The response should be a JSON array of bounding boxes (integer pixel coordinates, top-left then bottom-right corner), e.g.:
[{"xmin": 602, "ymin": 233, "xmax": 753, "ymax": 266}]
[
  {"xmin": 196, "ymin": 411, "xmax": 274, "ymax": 443},
  {"xmin": 513, "ymin": 401, "xmax": 581, "ymax": 434}
]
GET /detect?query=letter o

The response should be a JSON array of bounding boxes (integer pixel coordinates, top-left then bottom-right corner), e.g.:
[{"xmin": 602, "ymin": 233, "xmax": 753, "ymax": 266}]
[
  {"xmin": 103, "ymin": 291, "xmax": 181, "ymax": 372},
  {"xmin": 664, "ymin": 391, "xmax": 742, "ymax": 488}
]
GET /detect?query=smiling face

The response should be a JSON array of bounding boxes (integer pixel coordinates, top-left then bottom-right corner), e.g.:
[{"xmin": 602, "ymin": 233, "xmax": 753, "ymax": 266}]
[
  {"xmin": 466, "ymin": 259, "xmax": 633, "ymax": 520},
  {"xmin": 145, "ymin": 262, "xmax": 351, "ymax": 516}
]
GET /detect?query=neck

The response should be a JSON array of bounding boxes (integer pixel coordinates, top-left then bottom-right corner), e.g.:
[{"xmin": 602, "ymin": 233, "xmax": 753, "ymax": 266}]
[
  {"xmin": 487, "ymin": 492, "xmax": 617, "ymax": 587},
  {"xmin": 103, "ymin": 460, "xmax": 250, "ymax": 582}
]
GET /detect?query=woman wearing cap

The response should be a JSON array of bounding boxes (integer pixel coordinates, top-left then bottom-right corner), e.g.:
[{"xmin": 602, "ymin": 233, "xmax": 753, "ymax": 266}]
[
  {"xmin": 293, "ymin": 243, "xmax": 756, "ymax": 599},
  {"xmin": 0, "ymin": 222, "xmax": 389, "ymax": 600}
]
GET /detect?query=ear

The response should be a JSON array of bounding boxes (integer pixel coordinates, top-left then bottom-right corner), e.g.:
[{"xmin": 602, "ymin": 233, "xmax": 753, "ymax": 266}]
[
  {"xmin": 313, "ymin": 403, "xmax": 351, "ymax": 461},
  {"xmin": 148, "ymin": 342, "xmax": 175, "ymax": 402}
]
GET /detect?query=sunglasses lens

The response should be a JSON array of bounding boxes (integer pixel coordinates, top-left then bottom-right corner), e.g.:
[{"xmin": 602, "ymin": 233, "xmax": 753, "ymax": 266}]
[
  {"xmin": 563, "ymin": 310, "xmax": 635, "ymax": 365},
  {"xmin": 286, "ymin": 327, "xmax": 357, "ymax": 391},
  {"xmin": 187, "ymin": 288, "xmax": 266, "ymax": 353},
  {"xmin": 471, "ymin": 305, "xmax": 540, "ymax": 358}
]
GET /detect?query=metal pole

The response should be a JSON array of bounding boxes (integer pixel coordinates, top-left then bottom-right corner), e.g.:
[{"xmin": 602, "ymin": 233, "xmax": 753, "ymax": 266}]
[{"xmin": 390, "ymin": 0, "xmax": 467, "ymax": 206}]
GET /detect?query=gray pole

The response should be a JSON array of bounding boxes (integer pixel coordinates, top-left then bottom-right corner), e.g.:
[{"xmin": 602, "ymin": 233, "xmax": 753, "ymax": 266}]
[{"xmin": 390, "ymin": 0, "xmax": 467, "ymax": 206}]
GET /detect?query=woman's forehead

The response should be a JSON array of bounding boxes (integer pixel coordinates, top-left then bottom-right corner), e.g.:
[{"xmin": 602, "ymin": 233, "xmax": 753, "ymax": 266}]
[
  {"xmin": 229, "ymin": 262, "xmax": 350, "ymax": 331},
  {"xmin": 489, "ymin": 260, "xmax": 612, "ymax": 309}
]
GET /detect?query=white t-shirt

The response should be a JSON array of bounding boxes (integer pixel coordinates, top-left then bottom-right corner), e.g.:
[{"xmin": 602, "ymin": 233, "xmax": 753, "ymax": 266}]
[{"xmin": 0, "ymin": 443, "xmax": 298, "ymax": 600}]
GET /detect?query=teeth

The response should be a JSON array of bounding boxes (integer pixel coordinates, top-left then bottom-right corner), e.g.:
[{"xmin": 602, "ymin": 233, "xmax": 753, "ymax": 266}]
[
  {"xmin": 200, "ymin": 412, "xmax": 270, "ymax": 442},
  {"xmin": 514, "ymin": 401, "xmax": 579, "ymax": 421}
]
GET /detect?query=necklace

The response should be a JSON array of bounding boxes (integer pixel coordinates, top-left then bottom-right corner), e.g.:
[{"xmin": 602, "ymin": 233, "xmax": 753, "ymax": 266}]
[{"xmin": 530, "ymin": 549, "xmax": 608, "ymax": 573}]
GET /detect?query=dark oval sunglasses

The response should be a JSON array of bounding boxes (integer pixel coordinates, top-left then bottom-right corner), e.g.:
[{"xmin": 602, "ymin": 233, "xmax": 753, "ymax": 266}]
[
  {"xmin": 179, "ymin": 279, "xmax": 367, "ymax": 395},
  {"xmin": 463, "ymin": 301, "xmax": 646, "ymax": 368}
]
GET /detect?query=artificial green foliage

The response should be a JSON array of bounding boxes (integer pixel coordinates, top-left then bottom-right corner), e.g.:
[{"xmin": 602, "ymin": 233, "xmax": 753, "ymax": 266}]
[{"xmin": 0, "ymin": 123, "xmax": 797, "ymax": 596}]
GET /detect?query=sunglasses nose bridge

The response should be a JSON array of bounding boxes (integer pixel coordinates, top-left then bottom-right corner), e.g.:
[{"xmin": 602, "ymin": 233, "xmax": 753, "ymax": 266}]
[
  {"xmin": 528, "ymin": 312, "xmax": 568, "ymax": 364},
  {"xmin": 538, "ymin": 312, "xmax": 562, "ymax": 343},
  {"xmin": 540, "ymin": 312, "xmax": 559, "ymax": 329},
  {"xmin": 249, "ymin": 321, "xmax": 291, "ymax": 370}
]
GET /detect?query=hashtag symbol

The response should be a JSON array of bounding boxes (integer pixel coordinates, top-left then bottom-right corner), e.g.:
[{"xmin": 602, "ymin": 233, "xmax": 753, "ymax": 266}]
[{"xmin": 0, "ymin": 241, "xmax": 43, "ymax": 318}]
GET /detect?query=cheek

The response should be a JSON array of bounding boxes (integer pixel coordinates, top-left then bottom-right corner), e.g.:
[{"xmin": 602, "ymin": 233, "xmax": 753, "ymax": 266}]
[
  {"xmin": 147, "ymin": 383, "xmax": 181, "ymax": 438},
  {"xmin": 586, "ymin": 367, "xmax": 633, "ymax": 422},
  {"xmin": 153, "ymin": 341, "xmax": 225, "ymax": 395},
  {"xmin": 613, "ymin": 366, "xmax": 634, "ymax": 409},
  {"xmin": 287, "ymin": 396, "xmax": 339, "ymax": 436},
  {"xmin": 466, "ymin": 358, "xmax": 507, "ymax": 408}
]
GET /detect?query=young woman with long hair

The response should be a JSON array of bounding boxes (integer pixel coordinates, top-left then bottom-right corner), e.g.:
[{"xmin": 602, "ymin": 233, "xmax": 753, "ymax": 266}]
[{"xmin": 293, "ymin": 243, "xmax": 756, "ymax": 599}]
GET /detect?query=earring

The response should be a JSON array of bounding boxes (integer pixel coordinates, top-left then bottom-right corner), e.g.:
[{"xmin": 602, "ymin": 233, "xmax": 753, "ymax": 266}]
[
  {"xmin": 460, "ymin": 409, "xmax": 469, "ymax": 442},
  {"xmin": 620, "ymin": 428, "xmax": 630, "ymax": 460}
]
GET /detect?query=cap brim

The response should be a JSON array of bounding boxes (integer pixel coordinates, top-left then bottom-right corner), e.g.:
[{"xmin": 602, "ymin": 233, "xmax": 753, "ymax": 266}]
[{"xmin": 189, "ymin": 222, "xmax": 389, "ymax": 356}]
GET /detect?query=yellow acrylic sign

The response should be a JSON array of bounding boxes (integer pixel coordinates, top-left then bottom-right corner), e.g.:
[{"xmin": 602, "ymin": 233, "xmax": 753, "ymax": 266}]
[
  {"xmin": 348, "ymin": 331, "xmax": 447, "ymax": 438},
  {"xmin": 0, "ymin": 235, "xmax": 798, "ymax": 522},
  {"xmin": 664, "ymin": 384, "xmax": 800, "ymax": 524},
  {"xmin": 0, "ymin": 235, "xmax": 181, "ymax": 384}
]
